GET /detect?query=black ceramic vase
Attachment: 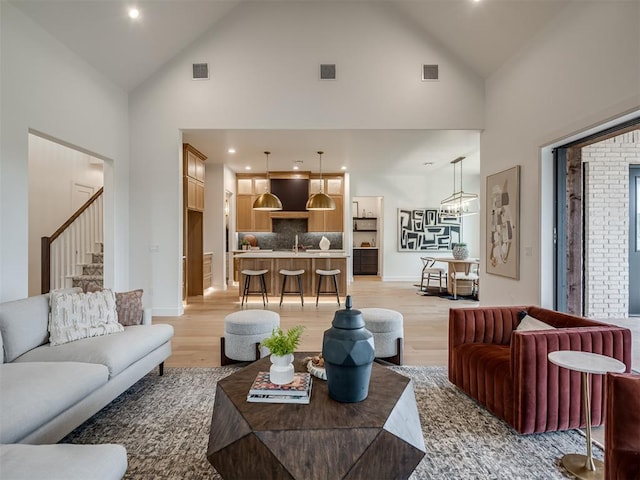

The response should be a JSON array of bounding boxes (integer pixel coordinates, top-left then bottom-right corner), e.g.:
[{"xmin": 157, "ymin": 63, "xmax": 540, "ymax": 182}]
[{"xmin": 322, "ymin": 295, "xmax": 375, "ymax": 403}]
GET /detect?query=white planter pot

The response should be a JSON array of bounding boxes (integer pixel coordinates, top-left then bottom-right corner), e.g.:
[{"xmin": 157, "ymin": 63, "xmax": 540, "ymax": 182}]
[{"xmin": 269, "ymin": 353, "xmax": 295, "ymax": 385}]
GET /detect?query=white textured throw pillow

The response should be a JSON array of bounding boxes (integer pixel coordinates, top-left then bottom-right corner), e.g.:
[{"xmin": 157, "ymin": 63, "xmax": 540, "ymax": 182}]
[
  {"xmin": 48, "ymin": 289, "xmax": 124, "ymax": 346},
  {"xmin": 516, "ymin": 314, "xmax": 556, "ymax": 332}
]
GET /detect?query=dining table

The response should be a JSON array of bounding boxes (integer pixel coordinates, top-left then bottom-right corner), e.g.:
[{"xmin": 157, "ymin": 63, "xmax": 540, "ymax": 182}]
[{"xmin": 438, "ymin": 257, "xmax": 480, "ymax": 299}]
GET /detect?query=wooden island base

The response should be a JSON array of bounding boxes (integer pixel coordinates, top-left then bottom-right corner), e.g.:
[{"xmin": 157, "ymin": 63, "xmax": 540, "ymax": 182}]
[{"xmin": 236, "ymin": 254, "xmax": 348, "ymax": 299}]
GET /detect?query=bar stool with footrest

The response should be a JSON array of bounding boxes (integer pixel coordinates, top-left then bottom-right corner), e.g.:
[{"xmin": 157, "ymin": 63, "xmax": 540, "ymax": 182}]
[
  {"xmin": 241, "ymin": 269, "xmax": 269, "ymax": 306},
  {"xmin": 279, "ymin": 269, "xmax": 305, "ymax": 306},
  {"xmin": 315, "ymin": 269, "xmax": 341, "ymax": 306}
]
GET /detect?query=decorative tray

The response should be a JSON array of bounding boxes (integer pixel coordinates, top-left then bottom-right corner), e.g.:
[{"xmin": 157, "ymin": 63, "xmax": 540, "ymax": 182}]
[{"xmin": 304, "ymin": 355, "xmax": 327, "ymax": 380}]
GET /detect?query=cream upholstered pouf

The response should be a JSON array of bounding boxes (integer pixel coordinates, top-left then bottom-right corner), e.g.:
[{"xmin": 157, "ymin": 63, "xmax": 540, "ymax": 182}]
[
  {"xmin": 221, "ymin": 310, "xmax": 280, "ymax": 365},
  {"xmin": 360, "ymin": 308, "xmax": 404, "ymax": 365}
]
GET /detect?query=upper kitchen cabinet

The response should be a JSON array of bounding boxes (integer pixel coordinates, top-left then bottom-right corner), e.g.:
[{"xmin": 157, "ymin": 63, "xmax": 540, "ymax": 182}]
[
  {"xmin": 308, "ymin": 174, "xmax": 344, "ymax": 232},
  {"xmin": 184, "ymin": 144, "xmax": 206, "ymax": 211},
  {"xmin": 236, "ymin": 174, "xmax": 271, "ymax": 232}
]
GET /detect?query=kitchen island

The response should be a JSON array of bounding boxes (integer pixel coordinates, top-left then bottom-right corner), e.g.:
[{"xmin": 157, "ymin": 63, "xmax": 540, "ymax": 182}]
[{"xmin": 234, "ymin": 250, "xmax": 348, "ymax": 301}]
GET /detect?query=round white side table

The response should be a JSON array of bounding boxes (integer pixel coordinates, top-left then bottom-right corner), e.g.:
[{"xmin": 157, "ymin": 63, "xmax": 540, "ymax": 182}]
[{"xmin": 548, "ymin": 350, "xmax": 626, "ymax": 480}]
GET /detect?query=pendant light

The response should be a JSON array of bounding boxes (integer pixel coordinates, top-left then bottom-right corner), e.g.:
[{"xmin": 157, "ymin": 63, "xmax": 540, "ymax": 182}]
[
  {"xmin": 438, "ymin": 156, "xmax": 478, "ymax": 219},
  {"xmin": 253, "ymin": 151, "xmax": 283, "ymax": 211},
  {"xmin": 306, "ymin": 151, "xmax": 336, "ymax": 211}
]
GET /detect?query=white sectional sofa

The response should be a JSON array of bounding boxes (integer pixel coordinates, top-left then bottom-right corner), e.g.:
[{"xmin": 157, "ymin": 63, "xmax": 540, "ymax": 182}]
[{"xmin": 0, "ymin": 289, "xmax": 173, "ymax": 479}]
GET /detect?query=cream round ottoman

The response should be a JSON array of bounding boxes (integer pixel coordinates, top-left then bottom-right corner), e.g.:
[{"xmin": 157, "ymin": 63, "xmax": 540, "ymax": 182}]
[
  {"xmin": 360, "ymin": 308, "xmax": 404, "ymax": 365},
  {"xmin": 221, "ymin": 310, "xmax": 280, "ymax": 365}
]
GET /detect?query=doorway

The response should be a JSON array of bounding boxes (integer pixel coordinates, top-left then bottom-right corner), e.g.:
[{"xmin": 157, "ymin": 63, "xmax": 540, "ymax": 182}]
[
  {"xmin": 630, "ymin": 166, "xmax": 640, "ymax": 316},
  {"xmin": 553, "ymin": 121, "xmax": 639, "ymax": 318}
]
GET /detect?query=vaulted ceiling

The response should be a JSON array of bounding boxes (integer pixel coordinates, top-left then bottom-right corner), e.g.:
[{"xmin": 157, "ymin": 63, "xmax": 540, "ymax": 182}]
[{"xmin": 10, "ymin": 0, "xmax": 570, "ymax": 174}]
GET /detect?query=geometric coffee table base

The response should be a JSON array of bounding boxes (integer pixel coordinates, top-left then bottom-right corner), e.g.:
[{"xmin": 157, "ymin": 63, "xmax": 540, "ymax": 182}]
[{"xmin": 207, "ymin": 353, "xmax": 426, "ymax": 480}]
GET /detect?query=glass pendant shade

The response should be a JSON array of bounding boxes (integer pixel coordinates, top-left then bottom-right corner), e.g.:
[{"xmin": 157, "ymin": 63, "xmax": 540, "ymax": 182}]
[
  {"xmin": 307, "ymin": 150, "xmax": 336, "ymax": 211},
  {"xmin": 252, "ymin": 151, "xmax": 282, "ymax": 211}
]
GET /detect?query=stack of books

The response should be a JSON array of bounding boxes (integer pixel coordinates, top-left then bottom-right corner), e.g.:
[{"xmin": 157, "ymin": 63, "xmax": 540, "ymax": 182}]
[{"xmin": 246, "ymin": 371, "xmax": 313, "ymax": 404}]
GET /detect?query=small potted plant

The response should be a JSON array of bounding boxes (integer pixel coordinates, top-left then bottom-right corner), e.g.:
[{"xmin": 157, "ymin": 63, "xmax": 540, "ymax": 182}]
[
  {"xmin": 261, "ymin": 325, "xmax": 304, "ymax": 385},
  {"xmin": 241, "ymin": 238, "xmax": 250, "ymax": 250}
]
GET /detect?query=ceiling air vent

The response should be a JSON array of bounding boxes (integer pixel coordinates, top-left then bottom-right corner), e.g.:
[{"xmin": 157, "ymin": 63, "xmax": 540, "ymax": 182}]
[
  {"xmin": 422, "ymin": 64, "xmax": 439, "ymax": 81},
  {"xmin": 319, "ymin": 64, "xmax": 336, "ymax": 80},
  {"xmin": 192, "ymin": 63, "xmax": 209, "ymax": 80}
]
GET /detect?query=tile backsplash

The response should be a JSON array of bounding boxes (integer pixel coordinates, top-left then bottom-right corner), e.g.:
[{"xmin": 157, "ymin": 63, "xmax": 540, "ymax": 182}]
[{"xmin": 238, "ymin": 219, "xmax": 342, "ymax": 250}]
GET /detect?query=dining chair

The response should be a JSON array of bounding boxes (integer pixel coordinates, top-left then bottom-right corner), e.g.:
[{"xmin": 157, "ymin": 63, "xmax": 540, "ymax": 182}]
[
  {"xmin": 450, "ymin": 261, "xmax": 479, "ymax": 299},
  {"xmin": 420, "ymin": 257, "xmax": 446, "ymax": 292}
]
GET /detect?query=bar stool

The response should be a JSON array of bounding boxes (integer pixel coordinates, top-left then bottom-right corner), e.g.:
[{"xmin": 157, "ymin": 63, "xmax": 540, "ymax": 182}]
[
  {"xmin": 279, "ymin": 269, "xmax": 305, "ymax": 306},
  {"xmin": 315, "ymin": 269, "xmax": 341, "ymax": 306},
  {"xmin": 241, "ymin": 269, "xmax": 269, "ymax": 306}
]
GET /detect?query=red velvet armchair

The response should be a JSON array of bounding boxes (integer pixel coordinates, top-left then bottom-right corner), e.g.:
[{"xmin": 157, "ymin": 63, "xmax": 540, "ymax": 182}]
[
  {"xmin": 606, "ymin": 372, "xmax": 640, "ymax": 480},
  {"xmin": 448, "ymin": 306, "xmax": 632, "ymax": 434}
]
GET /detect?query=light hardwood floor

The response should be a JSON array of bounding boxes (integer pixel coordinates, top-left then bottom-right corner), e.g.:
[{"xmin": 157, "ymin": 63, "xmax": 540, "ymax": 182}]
[{"xmin": 157, "ymin": 276, "xmax": 478, "ymax": 368}]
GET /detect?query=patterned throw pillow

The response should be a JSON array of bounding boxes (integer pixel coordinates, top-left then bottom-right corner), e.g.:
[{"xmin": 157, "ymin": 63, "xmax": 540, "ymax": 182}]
[
  {"xmin": 48, "ymin": 289, "xmax": 124, "ymax": 346},
  {"xmin": 115, "ymin": 289, "xmax": 144, "ymax": 326}
]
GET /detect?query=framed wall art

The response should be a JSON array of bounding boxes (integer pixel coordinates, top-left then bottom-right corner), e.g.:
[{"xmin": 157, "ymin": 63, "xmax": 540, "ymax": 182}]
[
  {"xmin": 486, "ymin": 165, "xmax": 520, "ymax": 279},
  {"xmin": 397, "ymin": 208, "xmax": 460, "ymax": 252}
]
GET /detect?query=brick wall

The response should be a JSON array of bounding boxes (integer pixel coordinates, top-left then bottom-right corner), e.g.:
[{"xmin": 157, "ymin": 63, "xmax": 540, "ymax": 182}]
[{"xmin": 582, "ymin": 130, "xmax": 640, "ymax": 318}]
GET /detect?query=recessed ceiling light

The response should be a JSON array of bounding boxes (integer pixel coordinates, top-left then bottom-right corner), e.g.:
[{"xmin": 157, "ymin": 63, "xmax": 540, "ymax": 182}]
[
  {"xmin": 423, "ymin": 162, "xmax": 434, "ymax": 166},
  {"xmin": 293, "ymin": 160, "xmax": 303, "ymax": 171},
  {"xmin": 341, "ymin": 166, "xmax": 347, "ymax": 171},
  {"xmin": 244, "ymin": 166, "xmax": 251, "ymax": 171},
  {"xmin": 128, "ymin": 8, "xmax": 140, "ymax": 19},
  {"xmin": 228, "ymin": 148, "xmax": 236, "ymax": 154}
]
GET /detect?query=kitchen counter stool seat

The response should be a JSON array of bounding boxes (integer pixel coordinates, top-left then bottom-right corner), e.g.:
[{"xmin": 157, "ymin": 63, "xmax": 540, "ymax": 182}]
[
  {"xmin": 241, "ymin": 269, "xmax": 269, "ymax": 306},
  {"xmin": 279, "ymin": 269, "xmax": 305, "ymax": 306},
  {"xmin": 315, "ymin": 269, "xmax": 341, "ymax": 306}
]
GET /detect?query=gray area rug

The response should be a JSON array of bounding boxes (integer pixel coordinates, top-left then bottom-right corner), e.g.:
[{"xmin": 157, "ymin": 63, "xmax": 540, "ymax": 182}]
[{"xmin": 62, "ymin": 366, "xmax": 600, "ymax": 479}]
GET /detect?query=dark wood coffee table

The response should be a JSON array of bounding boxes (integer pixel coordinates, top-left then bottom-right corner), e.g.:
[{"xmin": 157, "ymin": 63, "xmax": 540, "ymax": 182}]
[{"xmin": 207, "ymin": 352, "xmax": 426, "ymax": 479}]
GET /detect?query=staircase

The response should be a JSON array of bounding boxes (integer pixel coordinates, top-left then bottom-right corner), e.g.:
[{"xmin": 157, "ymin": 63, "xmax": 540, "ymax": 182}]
[
  {"xmin": 41, "ymin": 188, "xmax": 103, "ymax": 293},
  {"xmin": 71, "ymin": 243, "xmax": 104, "ymax": 292}
]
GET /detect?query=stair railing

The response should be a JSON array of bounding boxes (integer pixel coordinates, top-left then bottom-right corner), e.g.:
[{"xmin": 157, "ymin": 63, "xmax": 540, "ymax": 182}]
[{"xmin": 41, "ymin": 187, "xmax": 103, "ymax": 293}]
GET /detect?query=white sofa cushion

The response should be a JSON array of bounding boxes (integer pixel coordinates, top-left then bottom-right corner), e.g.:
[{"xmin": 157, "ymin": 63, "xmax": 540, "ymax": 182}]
[
  {"xmin": 0, "ymin": 362, "xmax": 108, "ymax": 444},
  {"xmin": 49, "ymin": 289, "xmax": 123, "ymax": 346},
  {"xmin": 0, "ymin": 443, "xmax": 127, "ymax": 480},
  {"xmin": 0, "ymin": 294, "xmax": 51, "ymax": 363},
  {"xmin": 14, "ymin": 324, "xmax": 174, "ymax": 378}
]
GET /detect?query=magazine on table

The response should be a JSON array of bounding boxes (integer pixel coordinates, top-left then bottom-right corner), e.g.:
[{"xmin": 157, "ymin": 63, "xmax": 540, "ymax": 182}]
[
  {"xmin": 246, "ymin": 392, "xmax": 311, "ymax": 404},
  {"xmin": 247, "ymin": 371, "xmax": 312, "ymax": 404},
  {"xmin": 248, "ymin": 371, "xmax": 312, "ymax": 397}
]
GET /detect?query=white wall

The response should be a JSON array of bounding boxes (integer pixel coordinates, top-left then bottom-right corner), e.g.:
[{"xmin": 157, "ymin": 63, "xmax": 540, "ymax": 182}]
[
  {"xmin": 129, "ymin": 1, "xmax": 485, "ymax": 314},
  {"xmin": 28, "ymin": 134, "xmax": 104, "ymax": 296},
  {"xmin": 352, "ymin": 167, "xmax": 480, "ymax": 282},
  {"xmin": 0, "ymin": 3, "xmax": 130, "ymax": 302},
  {"xmin": 481, "ymin": 1, "xmax": 640, "ymax": 306}
]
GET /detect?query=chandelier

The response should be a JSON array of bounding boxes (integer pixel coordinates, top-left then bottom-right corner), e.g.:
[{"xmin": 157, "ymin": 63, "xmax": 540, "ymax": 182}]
[{"xmin": 438, "ymin": 156, "xmax": 478, "ymax": 219}]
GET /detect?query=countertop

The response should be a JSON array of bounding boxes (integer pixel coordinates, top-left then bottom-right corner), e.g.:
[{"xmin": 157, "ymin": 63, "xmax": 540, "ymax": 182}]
[{"xmin": 234, "ymin": 250, "xmax": 348, "ymax": 258}]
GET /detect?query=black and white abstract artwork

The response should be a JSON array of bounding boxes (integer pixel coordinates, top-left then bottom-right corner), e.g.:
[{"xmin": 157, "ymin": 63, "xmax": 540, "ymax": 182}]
[{"xmin": 397, "ymin": 208, "xmax": 460, "ymax": 251}]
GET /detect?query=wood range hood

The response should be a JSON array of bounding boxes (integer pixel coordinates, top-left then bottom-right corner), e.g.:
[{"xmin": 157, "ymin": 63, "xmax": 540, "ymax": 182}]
[{"xmin": 269, "ymin": 211, "xmax": 309, "ymax": 219}]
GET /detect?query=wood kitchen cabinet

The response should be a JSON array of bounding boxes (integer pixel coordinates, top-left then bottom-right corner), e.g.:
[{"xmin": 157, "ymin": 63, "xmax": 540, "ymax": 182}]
[
  {"xmin": 236, "ymin": 175, "xmax": 271, "ymax": 232},
  {"xmin": 183, "ymin": 144, "xmax": 207, "ymax": 299},
  {"xmin": 353, "ymin": 248, "xmax": 378, "ymax": 275},
  {"xmin": 308, "ymin": 174, "xmax": 343, "ymax": 232}
]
